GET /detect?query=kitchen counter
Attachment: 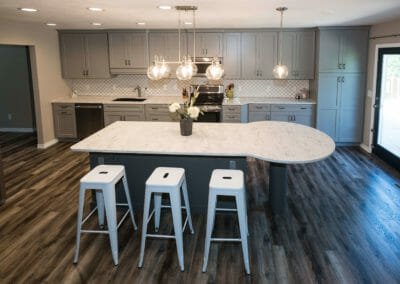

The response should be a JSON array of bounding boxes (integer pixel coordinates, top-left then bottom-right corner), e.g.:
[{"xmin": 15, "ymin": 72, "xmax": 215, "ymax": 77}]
[
  {"xmin": 71, "ymin": 121, "xmax": 333, "ymax": 214},
  {"xmin": 53, "ymin": 95, "xmax": 315, "ymax": 106}
]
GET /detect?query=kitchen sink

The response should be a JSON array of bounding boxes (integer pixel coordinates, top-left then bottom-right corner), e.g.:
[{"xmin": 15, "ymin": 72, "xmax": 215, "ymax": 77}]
[{"xmin": 113, "ymin": 98, "xmax": 147, "ymax": 102}]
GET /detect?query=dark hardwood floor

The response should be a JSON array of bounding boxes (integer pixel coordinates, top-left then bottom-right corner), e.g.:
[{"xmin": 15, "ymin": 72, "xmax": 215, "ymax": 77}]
[{"xmin": 0, "ymin": 132, "xmax": 400, "ymax": 283}]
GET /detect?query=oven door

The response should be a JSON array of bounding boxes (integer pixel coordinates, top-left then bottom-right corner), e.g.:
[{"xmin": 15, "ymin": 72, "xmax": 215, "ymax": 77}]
[{"xmin": 197, "ymin": 111, "xmax": 221, "ymax": 122}]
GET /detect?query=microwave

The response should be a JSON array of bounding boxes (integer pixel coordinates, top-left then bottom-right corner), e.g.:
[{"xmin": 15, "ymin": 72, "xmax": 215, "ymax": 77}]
[{"xmin": 192, "ymin": 57, "xmax": 223, "ymax": 77}]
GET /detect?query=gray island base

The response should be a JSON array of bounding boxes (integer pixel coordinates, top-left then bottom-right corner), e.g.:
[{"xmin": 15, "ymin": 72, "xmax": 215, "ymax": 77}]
[{"xmin": 72, "ymin": 121, "xmax": 335, "ymax": 215}]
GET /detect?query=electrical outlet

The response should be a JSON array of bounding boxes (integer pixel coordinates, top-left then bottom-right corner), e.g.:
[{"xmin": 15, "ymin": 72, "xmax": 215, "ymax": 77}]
[
  {"xmin": 7, "ymin": 114, "xmax": 12, "ymax": 120},
  {"xmin": 229, "ymin": 160, "xmax": 236, "ymax": 169}
]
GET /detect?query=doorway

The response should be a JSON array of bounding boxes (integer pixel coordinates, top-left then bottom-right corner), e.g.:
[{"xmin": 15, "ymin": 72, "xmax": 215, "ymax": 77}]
[{"xmin": 373, "ymin": 47, "xmax": 400, "ymax": 170}]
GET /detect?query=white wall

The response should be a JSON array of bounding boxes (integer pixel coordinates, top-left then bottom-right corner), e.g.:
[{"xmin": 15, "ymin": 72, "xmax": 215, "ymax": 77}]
[
  {"xmin": 362, "ymin": 17, "xmax": 400, "ymax": 151},
  {"xmin": 0, "ymin": 20, "xmax": 70, "ymax": 147}
]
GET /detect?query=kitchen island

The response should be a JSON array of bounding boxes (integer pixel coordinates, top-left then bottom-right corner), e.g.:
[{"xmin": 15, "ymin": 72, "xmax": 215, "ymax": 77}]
[{"xmin": 71, "ymin": 121, "xmax": 335, "ymax": 214}]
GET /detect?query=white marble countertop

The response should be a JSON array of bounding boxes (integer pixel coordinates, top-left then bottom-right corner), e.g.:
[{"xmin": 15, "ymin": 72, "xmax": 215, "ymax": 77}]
[
  {"xmin": 53, "ymin": 95, "xmax": 315, "ymax": 106},
  {"xmin": 71, "ymin": 121, "xmax": 334, "ymax": 164}
]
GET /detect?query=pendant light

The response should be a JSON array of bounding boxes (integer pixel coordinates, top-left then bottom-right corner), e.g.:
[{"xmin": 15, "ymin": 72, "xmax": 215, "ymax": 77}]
[
  {"xmin": 273, "ymin": 7, "xmax": 289, "ymax": 79},
  {"xmin": 206, "ymin": 57, "xmax": 224, "ymax": 80}
]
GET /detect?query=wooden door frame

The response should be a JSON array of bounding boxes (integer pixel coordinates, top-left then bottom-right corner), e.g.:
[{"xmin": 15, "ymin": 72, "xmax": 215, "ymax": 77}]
[{"xmin": 0, "ymin": 147, "xmax": 5, "ymax": 205}]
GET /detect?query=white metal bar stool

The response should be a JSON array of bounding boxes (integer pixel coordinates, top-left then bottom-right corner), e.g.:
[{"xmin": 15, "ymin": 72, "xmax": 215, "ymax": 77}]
[
  {"xmin": 202, "ymin": 169, "xmax": 250, "ymax": 274},
  {"xmin": 138, "ymin": 167, "xmax": 194, "ymax": 271},
  {"xmin": 74, "ymin": 164, "xmax": 138, "ymax": 266}
]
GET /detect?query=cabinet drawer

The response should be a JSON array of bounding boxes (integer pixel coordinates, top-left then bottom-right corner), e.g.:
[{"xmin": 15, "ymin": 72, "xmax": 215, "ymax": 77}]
[
  {"xmin": 223, "ymin": 113, "xmax": 241, "ymax": 122},
  {"xmin": 249, "ymin": 103, "xmax": 270, "ymax": 112},
  {"xmin": 146, "ymin": 113, "xmax": 174, "ymax": 122},
  {"xmin": 104, "ymin": 104, "xmax": 144, "ymax": 112},
  {"xmin": 223, "ymin": 105, "xmax": 241, "ymax": 114},
  {"xmin": 248, "ymin": 112, "xmax": 270, "ymax": 122},
  {"xmin": 145, "ymin": 104, "xmax": 170, "ymax": 114},
  {"xmin": 53, "ymin": 103, "xmax": 75, "ymax": 112},
  {"xmin": 270, "ymin": 104, "xmax": 313, "ymax": 112}
]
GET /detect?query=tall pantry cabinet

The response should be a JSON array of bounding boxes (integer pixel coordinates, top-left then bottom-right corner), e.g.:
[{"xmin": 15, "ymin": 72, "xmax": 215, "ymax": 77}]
[{"xmin": 316, "ymin": 27, "xmax": 369, "ymax": 143}]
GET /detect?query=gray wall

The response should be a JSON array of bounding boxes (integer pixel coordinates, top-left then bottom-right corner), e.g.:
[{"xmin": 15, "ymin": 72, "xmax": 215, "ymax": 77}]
[{"xmin": 0, "ymin": 45, "xmax": 35, "ymax": 130}]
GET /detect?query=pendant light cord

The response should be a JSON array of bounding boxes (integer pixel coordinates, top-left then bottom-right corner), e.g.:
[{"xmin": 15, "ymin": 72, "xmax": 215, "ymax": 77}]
[
  {"xmin": 178, "ymin": 11, "xmax": 181, "ymax": 62},
  {"xmin": 278, "ymin": 10, "xmax": 283, "ymax": 65},
  {"xmin": 193, "ymin": 10, "xmax": 196, "ymax": 60}
]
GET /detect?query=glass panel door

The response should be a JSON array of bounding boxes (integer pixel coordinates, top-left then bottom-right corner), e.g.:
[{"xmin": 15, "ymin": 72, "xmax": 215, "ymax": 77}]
[{"xmin": 373, "ymin": 47, "xmax": 400, "ymax": 170}]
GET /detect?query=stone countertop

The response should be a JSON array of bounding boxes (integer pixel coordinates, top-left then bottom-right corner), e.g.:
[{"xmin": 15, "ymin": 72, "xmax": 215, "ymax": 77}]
[
  {"xmin": 52, "ymin": 95, "xmax": 316, "ymax": 106},
  {"xmin": 71, "ymin": 121, "xmax": 334, "ymax": 164}
]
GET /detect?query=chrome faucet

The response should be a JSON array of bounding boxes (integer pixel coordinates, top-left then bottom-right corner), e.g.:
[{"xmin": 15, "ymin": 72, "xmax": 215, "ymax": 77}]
[{"xmin": 134, "ymin": 85, "xmax": 142, "ymax": 97}]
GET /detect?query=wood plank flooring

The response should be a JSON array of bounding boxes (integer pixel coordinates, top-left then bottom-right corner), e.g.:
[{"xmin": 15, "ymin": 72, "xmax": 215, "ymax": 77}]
[{"xmin": 1, "ymin": 132, "xmax": 400, "ymax": 283}]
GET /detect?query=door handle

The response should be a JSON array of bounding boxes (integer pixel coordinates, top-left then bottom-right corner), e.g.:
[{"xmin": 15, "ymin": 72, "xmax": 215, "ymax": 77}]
[{"xmin": 373, "ymin": 104, "xmax": 379, "ymax": 108}]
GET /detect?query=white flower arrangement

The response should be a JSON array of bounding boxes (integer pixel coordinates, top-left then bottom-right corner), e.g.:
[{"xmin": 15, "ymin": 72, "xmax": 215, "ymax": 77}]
[{"xmin": 168, "ymin": 88, "xmax": 203, "ymax": 120}]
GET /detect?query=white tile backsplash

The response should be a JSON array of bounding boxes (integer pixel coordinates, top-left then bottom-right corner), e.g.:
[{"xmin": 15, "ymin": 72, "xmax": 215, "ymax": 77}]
[{"xmin": 67, "ymin": 75, "xmax": 309, "ymax": 98}]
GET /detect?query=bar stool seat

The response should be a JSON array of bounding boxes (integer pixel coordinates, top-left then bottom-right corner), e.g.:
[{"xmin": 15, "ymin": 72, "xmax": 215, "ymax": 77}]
[
  {"xmin": 138, "ymin": 167, "xmax": 194, "ymax": 271},
  {"xmin": 202, "ymin": 169, "xmax": 250, "ymax": 274},
  {"xmin": 74, "ymin": 164, "xmax": 137, "ymax": 266}
]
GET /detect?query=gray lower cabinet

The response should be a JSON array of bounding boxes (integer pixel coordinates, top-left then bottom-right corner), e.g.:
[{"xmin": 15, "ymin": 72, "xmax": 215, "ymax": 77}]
[
  {"xmin": 222, "ymin": 105, "xmax": 241, "ymax": 122},
  {"xmin": 241, "ymin": 32, "xmax": 278, "ymax": 79},
  {"xmin": 104, "ymin": 104, "xmax": 145, "ymax": 126},
  {"xmin": 108, "ymin": 32, "xmax": 148, "ymax": 74},
  {"xmin": 59, "ymin": 32, "xmax": 111, "ymax": 79},
  {"xmin": 248, "ymin": 103, "xmax": 271, "ymax": 122},
  {"xmin": 281, "ymin": 31, "xmax": 315, "ymax": 79},
  {"xmin": 145, "ymin": 104, "xmax": 175, "ymax": 121},
  {"xmin": 317, "ymin": 73, "xmax": 365, "ymax": 142},
  {"xmin": 52, "ymin": 103, "xmax": 77, "ymax": 139},
  {"xmin": 318, "ymin": 28, "xmax": 369, "ymax": 73},
  {"xmin": 270, "ymin": 104, "xmax": 314, "ymax": 126},
  {"xmin": 223, "ymin": 33, "xmax": 241, "ymax": 79}
]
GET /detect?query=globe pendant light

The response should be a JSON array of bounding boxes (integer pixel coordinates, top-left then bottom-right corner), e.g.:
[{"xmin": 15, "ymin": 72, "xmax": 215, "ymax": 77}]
[
  {"xmin": 273, "ymin": 7, "xmax": 289, "ymax": 79},
  {"xmin": 206, "ymin": 57, "xmax": 224, "ymax": 80}
]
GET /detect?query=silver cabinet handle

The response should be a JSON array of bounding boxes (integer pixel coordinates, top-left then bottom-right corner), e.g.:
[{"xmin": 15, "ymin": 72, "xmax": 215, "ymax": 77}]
[
  {"xmin": 342, "ymin": 76, "xmax": 345, "ymax": 83},
  {"xmin": 337, "ymin": 77, "xmax": 341, "ymax": 83},
  {"xmin": 278, "ymin": 106, "xmax": 285, "ymax": 110},
  {"xmin": 256, "ymin": 106, "xmax": 262, "ymax": 110},
  {"xmin": 293, "ymin": 115, "xmax": 296, "ymax": 121},
  {"xmin": 343, "ymin": 63, "xmax": 346, "ymax": 69},
  {"xmin": 128, "ymin": 60, "xmax": 131, "ymax": 66}
]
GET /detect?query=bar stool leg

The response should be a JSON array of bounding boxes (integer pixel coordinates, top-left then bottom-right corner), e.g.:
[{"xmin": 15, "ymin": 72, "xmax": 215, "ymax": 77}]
[
  {"xmin": 236, "ymin": 193, "xmax": 250, "ymax": 275},
  {"xmin": 74, "ymin": 185, "xmax": 86, "ymax": 264},
  {"xmin": 202, "ymin": 192, "xmax": 217, "ymax": 273},
  {"xmin": 95, "ymin": 190, "xmax": 105, "ymax": 228},
  {"xmin": 138, "ymin": 189, "xmax": 152, "ymax": 268},
  {"xmin": 181, "ymin": 178, "xmax": 194, "ymax": 234},
  {"xmin": 153, "ymin": 193, "xmax": 162, "ymax": 232},
  {"xmin": 103, "ymin": 186, "xmax": 119, "ymax": 265},
  {"xmin": 122, "ymin": 174, "xmax": 138, "ymax": 230},
  {"xmin": 170, "ymin": 190, "xmax": 184, "ymax": 271}
]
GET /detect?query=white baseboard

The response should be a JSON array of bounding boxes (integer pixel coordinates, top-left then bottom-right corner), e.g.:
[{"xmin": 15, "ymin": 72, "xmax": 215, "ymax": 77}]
[
  {"xmin": 0, "ymin": 127, "xmax": 35, "ymax": 133},
  {"xmin": 37, "ymin": 139, "xmax": 58, "ymax": 149},
  {"xmin": 360, "ymin": 143, "xmax": 371, "ymax": 153}
]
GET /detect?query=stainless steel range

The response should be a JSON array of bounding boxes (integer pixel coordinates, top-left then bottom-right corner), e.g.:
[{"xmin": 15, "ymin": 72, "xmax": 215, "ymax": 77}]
[{"xmin": 190, "ymin": 85, "xmax": 224, "ymax": 122}]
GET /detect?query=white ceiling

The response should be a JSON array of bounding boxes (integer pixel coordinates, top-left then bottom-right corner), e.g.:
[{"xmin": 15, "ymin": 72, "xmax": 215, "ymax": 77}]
[{"xmin": 1, "ymin": 0, "xmax": 400, "ymax": 29}]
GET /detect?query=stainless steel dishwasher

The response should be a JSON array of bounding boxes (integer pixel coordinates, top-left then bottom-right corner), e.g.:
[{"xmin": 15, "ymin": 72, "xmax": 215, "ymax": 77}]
[{"xmin": 75, "ymin": 104, "xmax": 104, "ymax": 139}]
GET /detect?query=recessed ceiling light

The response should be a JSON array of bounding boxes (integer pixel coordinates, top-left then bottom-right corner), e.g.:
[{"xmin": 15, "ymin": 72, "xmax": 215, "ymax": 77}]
[
  {"xmin": 136, "ymin": 22, "xmax": 146, "ymax": 26},
  {"xmin": 158, "ymin": 5, "xmax": 172, "ymax": 10},
  {"xmin": 46, "ymin": 23, "xmax": 57, "ymax": 26},
  {"xmin": 91, "ymin": 22, "xmax": 102, "ymax": 26},
  {"xmin": 184, "ymin": 22, "xmax": 192, "ymax": 25},
  {"xmin": 88, "ymin": 7, "xmax": 104, "ymax": 12},
  {"xmin": 18, "ymin": 8, "xmax": 38, "ymax": 12}
]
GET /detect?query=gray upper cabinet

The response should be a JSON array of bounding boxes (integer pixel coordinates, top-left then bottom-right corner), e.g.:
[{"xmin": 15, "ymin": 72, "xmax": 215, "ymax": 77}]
[
  {"xmin": 108, "ymin": 32, "xmax": 148, "ymax": 74},
  {"xmin": 318, "ymin": 28, "xmax": 368, "ymax": 73},
  {"xmin": 188, "ymin": 32, "xmax": 223, "ymax": 57},
  {"xmin": 60, "ymin": 32, "xmax": 111, "ymax": 79},
  {"xmin": 223, "ymin": 33, "xmax": 241, "ymax": 79},
  {"xmin": 281, "ymin": 31, "xmax": 315, "ymax": 79},
  {"xmin": 241, "ymin": 32, "xmax": 277, "ymax": 79}
]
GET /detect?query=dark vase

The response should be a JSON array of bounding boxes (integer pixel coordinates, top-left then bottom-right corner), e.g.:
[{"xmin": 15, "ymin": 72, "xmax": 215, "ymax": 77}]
[{"xmin": 180, "ymin": 118, "xmax": 193, "ymax": 136}]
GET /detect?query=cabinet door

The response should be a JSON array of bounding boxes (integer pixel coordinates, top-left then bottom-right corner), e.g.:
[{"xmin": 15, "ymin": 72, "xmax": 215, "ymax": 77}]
[
  {"xmin": 296, "ymin": 31, "xmax": 315, "ymax": 79},
  {"xmin": 248, "ymin": 112, "xmax": 270, "ymax": 122},
  {"xmin": 202, "ymin": 33, "xmax": 223, "ymax": 57},
  {"xmin": 109, "ymin": 33, "xmax": 129, "ymax": 68},
  {"xmin": 125, "ymin": 112, "xmax": 145, "ymax": 121},
  {"xmin": 85, "ymin": 33, "xmax": 111, "ymax": 78},
  {"xmin": 338, "ymin": 73, "xmax": 365, "ymax": 142},
  {"xmin": 223, "ymin": 33, "xmax": 241, "ymax": 79},
  {"xmin": 317, "ymin": 73, "xmax": 341, "ymax": 109},
  {"xmin": 257, "ymin": 32, "xmax": 278, "ymax": 79},
  {"xmin": 293, "ymin": 113, "xmax": 314, "ymax": 126},
  {"xmin": 54, "ymin": 110, "xmax": 77, "ymax": 138},
  {"xmin": 341, "ymin": 29, "xmax": 368, "ymax": 73},
  {"xmin": 128, "ymin": 32, "xmax": 148, "ymax": 69},
  {"xmin": 270, "ymin": 112, "xmax": 290, "ymax": 122},
  {"xmin": 318, "ymin": 30, "xmax": 341, "ymax": 72},
  {"xmin": 281, "ymin": 32, "xmax": 297, "ymax": 79},
  {"xmin": 317, "ymin": 109, "xmax": 338, "ymax": 140},
  {"xmin": 60, "ymin": 34, "xmax": 86, "ymax": 78},
  {"xmin": 241, "ymin": 33, "xmax": 258, "ymax": 79},
  {"xmin": 104, "ymin": 111, "xmax": 124, "ymax": 126}
]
